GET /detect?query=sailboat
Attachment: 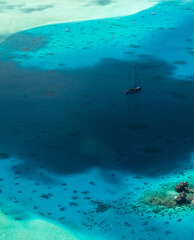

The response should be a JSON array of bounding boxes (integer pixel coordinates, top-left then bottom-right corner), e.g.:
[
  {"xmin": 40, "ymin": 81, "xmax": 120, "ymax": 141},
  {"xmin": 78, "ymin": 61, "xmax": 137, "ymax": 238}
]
[{"xmin": 123, "ymin": 66, "xmax": 142, "ymax": 94}]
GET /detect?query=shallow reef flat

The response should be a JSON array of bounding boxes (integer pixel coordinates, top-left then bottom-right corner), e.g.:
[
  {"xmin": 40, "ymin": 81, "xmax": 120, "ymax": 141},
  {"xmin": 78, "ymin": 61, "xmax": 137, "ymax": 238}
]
[
  {"xmin": 1, "ymin": 0, "xmax": 193, "ymax": 78},
  {"xmin": 1, "ymin": 155, "xmax": 194, "ymax": 240},
  {"xmin": 140, "ymin": 175, "xmax": 194, "ymax": 210}
]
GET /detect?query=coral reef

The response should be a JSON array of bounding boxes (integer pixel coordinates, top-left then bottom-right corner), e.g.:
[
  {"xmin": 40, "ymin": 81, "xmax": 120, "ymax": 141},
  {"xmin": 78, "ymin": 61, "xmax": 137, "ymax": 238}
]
[{"xmin": 140, "ymin": 180, "xmax": 194, "ymax": 209}]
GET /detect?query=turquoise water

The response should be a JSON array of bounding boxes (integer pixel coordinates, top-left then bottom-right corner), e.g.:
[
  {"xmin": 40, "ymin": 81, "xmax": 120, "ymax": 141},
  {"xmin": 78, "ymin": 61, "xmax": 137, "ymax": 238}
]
[{"xmin": 0, "ymin": 0, "xmax": 194, "ymax": 239}]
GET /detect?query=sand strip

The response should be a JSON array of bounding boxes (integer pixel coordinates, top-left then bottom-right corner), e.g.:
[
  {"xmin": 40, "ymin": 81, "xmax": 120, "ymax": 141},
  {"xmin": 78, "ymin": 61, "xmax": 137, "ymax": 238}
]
[{"xmin": 1, "ymin": 0, "xmax": 159, "ymax": 42}]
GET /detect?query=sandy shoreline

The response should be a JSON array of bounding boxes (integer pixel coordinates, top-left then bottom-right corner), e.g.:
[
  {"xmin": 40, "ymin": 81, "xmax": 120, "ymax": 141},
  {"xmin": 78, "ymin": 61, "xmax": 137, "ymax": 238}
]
[{"xmin": 1, "ymin": 0, "xmax": 158, "ymax": 42}]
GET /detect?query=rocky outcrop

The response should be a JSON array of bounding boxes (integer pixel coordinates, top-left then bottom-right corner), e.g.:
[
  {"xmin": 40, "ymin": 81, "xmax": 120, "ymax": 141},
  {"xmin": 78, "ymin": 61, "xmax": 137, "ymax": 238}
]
[
  {"xmin": 175, "ymin": 181, "xmax": 189, "ymax": 192},
  {"xmin": 174, "ymin": 191, "xmax": 191, "ymax": 204},
  {"xmin": 174, "ymin": 182, "xmax": 194, "ymax": 204}
]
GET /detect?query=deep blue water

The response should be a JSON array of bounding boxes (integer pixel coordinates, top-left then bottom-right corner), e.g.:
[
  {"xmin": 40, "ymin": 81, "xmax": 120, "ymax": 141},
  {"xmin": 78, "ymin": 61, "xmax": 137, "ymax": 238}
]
[{"xmin": 0, "ymin": 1, "xmax": 194, "ymax": 239}]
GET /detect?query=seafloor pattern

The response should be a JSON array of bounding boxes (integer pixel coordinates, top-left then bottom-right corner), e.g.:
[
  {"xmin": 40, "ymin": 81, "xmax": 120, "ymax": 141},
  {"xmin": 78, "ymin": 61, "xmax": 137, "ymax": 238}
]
[{"xmin": 0, "ymin": 1, "xmax": 194, "ymax": 239}]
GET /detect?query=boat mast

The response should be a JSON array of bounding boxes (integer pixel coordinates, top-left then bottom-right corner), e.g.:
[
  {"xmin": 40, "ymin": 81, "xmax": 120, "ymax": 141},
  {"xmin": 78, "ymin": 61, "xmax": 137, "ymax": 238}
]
[
  {"xmin": 135, "ymin": 66, "xmax": 137, "ymax": 88},
  {"xmin": 128, "ymin": 72, "xmax": 130, "ymax": 89}
]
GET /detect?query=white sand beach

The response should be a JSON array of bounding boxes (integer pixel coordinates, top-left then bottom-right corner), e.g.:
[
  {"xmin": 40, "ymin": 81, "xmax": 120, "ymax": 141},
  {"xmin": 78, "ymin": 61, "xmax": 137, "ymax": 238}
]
[{"xmin": 0, "ymin": 0, "xmax": 158, "ymax": 42}]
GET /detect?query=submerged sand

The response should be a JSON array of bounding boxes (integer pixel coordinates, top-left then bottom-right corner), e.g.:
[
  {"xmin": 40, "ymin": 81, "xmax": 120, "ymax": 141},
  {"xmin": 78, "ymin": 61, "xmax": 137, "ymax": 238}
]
[
  {"xmin": 1, "ymin": 0, "xmax": 158, "ymax": 42},
  {"xmin": 0, "ymin": 211, "xmax": 78, "ymax": 240}
]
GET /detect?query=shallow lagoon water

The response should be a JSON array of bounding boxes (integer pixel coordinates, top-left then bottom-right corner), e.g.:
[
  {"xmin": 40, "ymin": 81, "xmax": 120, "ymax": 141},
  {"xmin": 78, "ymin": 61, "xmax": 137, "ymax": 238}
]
[{"xmin": 0, "ymin": 0, "xmax": 194, "ymax": 239}]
